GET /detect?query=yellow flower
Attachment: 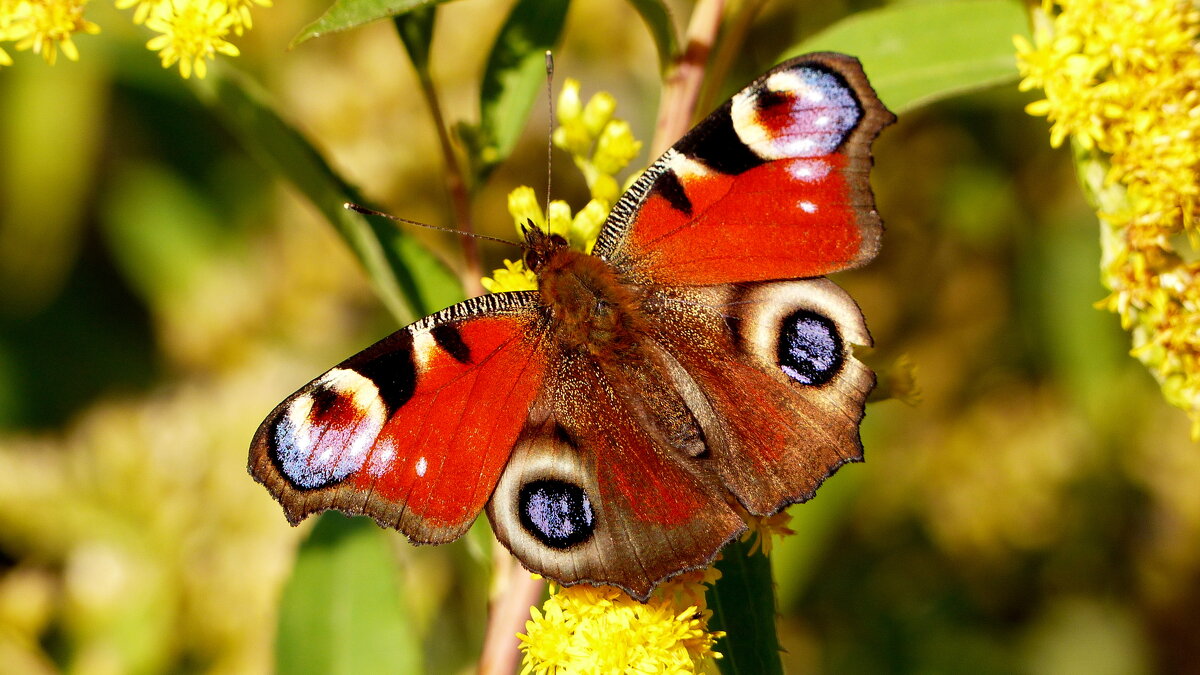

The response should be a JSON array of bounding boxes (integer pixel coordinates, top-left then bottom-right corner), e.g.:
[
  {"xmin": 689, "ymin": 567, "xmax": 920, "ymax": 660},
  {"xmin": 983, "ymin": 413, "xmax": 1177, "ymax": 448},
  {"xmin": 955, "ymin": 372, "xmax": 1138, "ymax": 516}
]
[
  {"xmin": 518, "ymin": 570, "xmax": 725, "ymax": 675},
  {"xmin": 145, "ymin": 0, "xmax": 239, "ymax": 79},
  {"xmin": 114, "ymin": 0, "xmax": 159, "ymax": 25},
  {"xmin": 3, "ymin": 0, "xmax": 100, "ymax": 65},
  {"xmin": 1017, "ymin": 0, "xmax": 1200, "ymax": 437},
  {"xmin": 740, "ymin": 510, "xmax": 795, "ymax": 556},
  {"xmin": 551, "ymin": 78, "xmax": 643, "ymax": 204},
  {"xmin": 481, "ymin": 79, "xmax": 641, "ymax": 292},
  {"xmin": 480, "ymin": 259, "xmax": 537, "ymax": 294}
]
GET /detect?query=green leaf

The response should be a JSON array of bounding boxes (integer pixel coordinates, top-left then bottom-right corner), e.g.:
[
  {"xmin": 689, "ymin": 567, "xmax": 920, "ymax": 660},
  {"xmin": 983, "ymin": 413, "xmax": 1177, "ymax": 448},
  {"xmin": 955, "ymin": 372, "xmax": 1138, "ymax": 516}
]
[
  {"xmin": 709, "ymin": 538, "xmax": 783, "ymax": 675},
  {"xmin": 466, "ymin": 0, "xmax": 571, "ymax": 184},
  {"xmin": 192, "ymin": 67, "xmax": 461, "ymax": 323},
  {"xmin": 790, "ymin": 0, "xmax": 1031, "ymax": 113},
  {"xmin": 277, "ymin": 513, "xmax": 420, "ymax": 674},
  {"xmin": 394, "ymin": 5, "xmax": 437, "ymax": 75},
  {"xmin": 293, "ymin": 0, "xmax": 450, "ymax": 48},
  {"xmin": 626, "ymin": 0, "xmax": 678, "ymax": 73}
]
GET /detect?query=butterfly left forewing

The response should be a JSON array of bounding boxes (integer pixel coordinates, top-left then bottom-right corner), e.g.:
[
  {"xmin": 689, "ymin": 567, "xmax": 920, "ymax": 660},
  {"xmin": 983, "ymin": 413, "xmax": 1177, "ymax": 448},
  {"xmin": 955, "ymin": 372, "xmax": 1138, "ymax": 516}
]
[
  {"xmin": 249, "ymin": 292, "xmax": 550, "ymax": 543},
  {"xmin": 594, "ymin": 52, "xmax": 893, "ymax": 286}
]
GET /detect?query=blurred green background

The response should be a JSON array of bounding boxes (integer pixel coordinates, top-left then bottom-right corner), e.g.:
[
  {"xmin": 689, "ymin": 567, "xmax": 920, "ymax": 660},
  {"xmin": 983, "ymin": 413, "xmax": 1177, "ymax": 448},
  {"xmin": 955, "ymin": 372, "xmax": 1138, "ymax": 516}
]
[{"xmin": 2, "ymin": 0, "xmax": 1198, "ymax": 673}]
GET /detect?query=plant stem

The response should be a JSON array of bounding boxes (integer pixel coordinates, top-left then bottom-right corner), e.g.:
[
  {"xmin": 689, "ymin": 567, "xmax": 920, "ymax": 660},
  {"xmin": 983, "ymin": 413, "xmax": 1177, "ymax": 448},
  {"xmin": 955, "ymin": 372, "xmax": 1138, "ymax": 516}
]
[
  {"xmin": 478, "ymin": 546, "xmax": 545, "ymax": 675},
  {"xmin": 414, "ymin": 68, "xmax": 487, "ymax": 297},
  {"xmin": 695, "ymin": 0, "xmax": 769, "ymax": 115},
  {"xmin": 651, "ymin": 0, "xmax": 726, "ymax": 156}
]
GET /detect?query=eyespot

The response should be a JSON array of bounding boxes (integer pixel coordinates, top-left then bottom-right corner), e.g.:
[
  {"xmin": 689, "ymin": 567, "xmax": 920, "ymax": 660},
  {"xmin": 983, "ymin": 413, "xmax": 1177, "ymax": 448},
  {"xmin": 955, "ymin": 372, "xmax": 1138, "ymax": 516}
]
[
  {"xmin": 517, "ymin": 479, "xmax": 595, "ymax": 549},
  {"xmin": 777, "ymin": 310, "xmax": 843, "ymax": 385}
]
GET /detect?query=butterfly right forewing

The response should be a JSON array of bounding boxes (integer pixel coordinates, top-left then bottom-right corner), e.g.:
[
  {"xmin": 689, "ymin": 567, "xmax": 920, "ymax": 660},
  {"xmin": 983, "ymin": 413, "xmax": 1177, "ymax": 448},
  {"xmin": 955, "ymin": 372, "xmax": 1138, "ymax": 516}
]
[{"xmin": 593, "ymin": 52, "xmax": 893, "ymax": 287}]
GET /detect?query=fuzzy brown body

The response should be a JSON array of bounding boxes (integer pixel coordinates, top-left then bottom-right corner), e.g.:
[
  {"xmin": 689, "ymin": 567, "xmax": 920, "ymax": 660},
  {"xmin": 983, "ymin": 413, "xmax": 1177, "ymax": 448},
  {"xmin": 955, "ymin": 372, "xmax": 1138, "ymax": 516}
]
[{"xmin": 529, "ymin": 233, "xmax": 709, "ymax": 460}]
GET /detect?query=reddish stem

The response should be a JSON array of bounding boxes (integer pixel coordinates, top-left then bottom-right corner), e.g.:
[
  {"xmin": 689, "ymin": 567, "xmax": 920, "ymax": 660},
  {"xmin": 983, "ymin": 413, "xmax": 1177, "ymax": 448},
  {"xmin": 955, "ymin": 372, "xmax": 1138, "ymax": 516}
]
[
  {"xmin": 651, "ymin": 0, "xmax": 727, "ymax": 156},
  {"xmin": 477, "ymin": 546, "xmax": 545, "ymax": 675}
]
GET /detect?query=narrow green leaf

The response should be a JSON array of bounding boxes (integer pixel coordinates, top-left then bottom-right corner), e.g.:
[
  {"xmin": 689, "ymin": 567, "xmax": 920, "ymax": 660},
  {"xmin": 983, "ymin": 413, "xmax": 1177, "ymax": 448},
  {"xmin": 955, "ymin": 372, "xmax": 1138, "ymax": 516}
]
[
  {"xmin": 709, "ymin": 538, "xmax": 783, "ymax": 675},
  {"xmin": 625, "ymin": 0, "xmax": 678, "ymax": 73},
  {"xmin": 293, "ymin": 0, "xmax": 450, "ymax": 48},
  {"xmin": 394, "ymin": 5, "xmax": 437, "ymax": 75},
  {"xmin": 277, "ymin": 513, "xmax": 420, "ymax": 674},
  {"xmin": 790, "ymin": 0, "xmax": 1031, "ymax": 113},
  {"xmin": 192, "ymin": 67, "xmax": 461, "ymax": 323},
  {"xmin": 467, "ymin": 0, "xmax": 571, "ymax": 184}
]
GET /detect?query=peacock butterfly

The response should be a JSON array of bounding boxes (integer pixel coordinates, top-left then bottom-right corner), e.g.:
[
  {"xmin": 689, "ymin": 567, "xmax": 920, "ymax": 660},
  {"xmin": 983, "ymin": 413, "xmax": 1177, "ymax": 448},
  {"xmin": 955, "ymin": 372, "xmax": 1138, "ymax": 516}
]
[{"xmin": 249, "ymin": 52, "xmax": 893, "ymax": 601}]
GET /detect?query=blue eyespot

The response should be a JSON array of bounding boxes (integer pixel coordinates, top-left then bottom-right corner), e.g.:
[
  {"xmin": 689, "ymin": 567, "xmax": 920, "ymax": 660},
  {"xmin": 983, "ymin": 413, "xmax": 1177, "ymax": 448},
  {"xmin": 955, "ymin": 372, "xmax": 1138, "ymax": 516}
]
[
  {"xmin": 777, "ymin": 310, "xmax": 842, "ymax": 385},
  {"xmin": 518, "ymin": 479, "xmax": 595, "ymax": 549}
]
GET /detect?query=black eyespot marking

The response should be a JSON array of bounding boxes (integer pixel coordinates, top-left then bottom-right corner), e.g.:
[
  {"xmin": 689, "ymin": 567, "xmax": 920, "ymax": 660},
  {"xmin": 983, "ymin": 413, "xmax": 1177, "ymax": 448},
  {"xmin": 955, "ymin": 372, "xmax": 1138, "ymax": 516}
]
[
  {"xmin": 777, "ymin": 310, "xmax": 843, "ymax": 385},
  {"xmin": 353, "ymin": 331, "xmax": 417, "ymax": 413},
  {"xmin": 653, "ymin": 169, "xmax": 693, "ymax": 215},
  {"xmin": 432, "ymin": 324, "xmax": 471, "ymax": 364},
  {"xmin": 552, "ymin": 423, "xmax": 575, "ymax": 446},
  {"xmin": 673, "ymin": 101, "xmax": 764, "ymax": 175},
  {"xmin": 754, "ymin": 86, "xmax": 790, "ymax": 113},
  {"xmin": 307, "ymin": 385, "xmax": 341, "ymax": 419},
  {"xmin": 518, "ymin": 479, "xmax": 595, "ymax": 549}
]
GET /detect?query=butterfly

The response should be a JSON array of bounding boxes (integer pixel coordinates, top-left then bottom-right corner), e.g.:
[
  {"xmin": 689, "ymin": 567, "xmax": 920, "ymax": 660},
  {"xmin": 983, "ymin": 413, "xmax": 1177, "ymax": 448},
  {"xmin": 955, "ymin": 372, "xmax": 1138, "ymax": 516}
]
[{"xmin": 249, "ymin": 52, "xmax": 893, "ymax": 601}]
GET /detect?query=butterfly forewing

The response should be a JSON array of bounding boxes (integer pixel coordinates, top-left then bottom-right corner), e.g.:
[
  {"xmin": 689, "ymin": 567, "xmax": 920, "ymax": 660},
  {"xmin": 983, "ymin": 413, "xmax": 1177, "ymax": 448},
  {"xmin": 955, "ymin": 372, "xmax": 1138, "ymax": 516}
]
[
  {"xmin": 249, "ymin": 292, "xmax": 550, "ymax": 543},
  {"xmin": 594, "ymin": 52, "xmax": 893, "ymax": 286}
]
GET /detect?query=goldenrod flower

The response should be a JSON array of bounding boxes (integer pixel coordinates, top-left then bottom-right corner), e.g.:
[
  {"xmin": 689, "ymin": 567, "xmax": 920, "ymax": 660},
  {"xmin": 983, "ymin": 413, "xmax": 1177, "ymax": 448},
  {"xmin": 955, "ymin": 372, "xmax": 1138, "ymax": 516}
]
[
  {"xmin": 2, "ymin": 0, "xmax": 99, "ymax": 65},
  {"xmin": 481, "ymin": 187, "xmax": 609, "ymax": 293},
  {"xmin": 114, "ymin": 0, "xmax": 159, "ymax": 25},
  {"xmin": 1017, "ymin": 0, "xmax": 1200, "ymax": 436},
  {"xmin": 519, "ymin": 570, "xmax": 725, "ymax": 675},
  {"xmin": 144, "ymin": 0, "xmax": 239, "ymax": 79},
  {"xmin": 225, "ymin": 0, "xmax": 270, "ymax": 35},
  {"xmin": 481, "ymin": 80, "xmax": 638, "ymax": 293},
  {"xmin": 481, "ymin": 259, "xmax": 537, "ymax": 294},
  {"xmin": 741, "ymin": 510, "xmax": 795, "ymax": 556},
  {"xmin": 551, "ymin": 78, "xmax": 644, "ymax": 205}
]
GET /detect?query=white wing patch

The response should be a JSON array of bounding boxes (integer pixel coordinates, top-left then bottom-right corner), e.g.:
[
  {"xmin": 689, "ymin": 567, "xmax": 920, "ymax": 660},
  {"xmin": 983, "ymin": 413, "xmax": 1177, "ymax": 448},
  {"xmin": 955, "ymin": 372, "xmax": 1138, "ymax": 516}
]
[
  {"xmin": 731, "ymin": 65, "xmax": 861, "ymax": 161},
  {"xmin": 273, "ymin": 368, "xmax": 387, "ymax": 489}
]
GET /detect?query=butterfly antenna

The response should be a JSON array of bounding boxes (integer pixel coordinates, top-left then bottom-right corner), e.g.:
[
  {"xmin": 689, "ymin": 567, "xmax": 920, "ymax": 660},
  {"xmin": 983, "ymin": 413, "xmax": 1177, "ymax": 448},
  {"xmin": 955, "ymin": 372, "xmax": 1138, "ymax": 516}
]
[
  {"xmin": 344, "ymin": 203, "xmax": 522, "ymax": 248},
  {"xmin": 544, "ymin": 50, "xmax": 555, "ymax": 221}
]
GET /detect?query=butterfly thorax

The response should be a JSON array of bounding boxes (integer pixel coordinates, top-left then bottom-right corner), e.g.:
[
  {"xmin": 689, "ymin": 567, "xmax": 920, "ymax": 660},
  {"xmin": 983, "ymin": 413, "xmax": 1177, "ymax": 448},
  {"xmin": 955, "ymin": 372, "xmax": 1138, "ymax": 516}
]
[{"xmin": 532, "ymin": 244, "xmax": 645, "ymax": 356}]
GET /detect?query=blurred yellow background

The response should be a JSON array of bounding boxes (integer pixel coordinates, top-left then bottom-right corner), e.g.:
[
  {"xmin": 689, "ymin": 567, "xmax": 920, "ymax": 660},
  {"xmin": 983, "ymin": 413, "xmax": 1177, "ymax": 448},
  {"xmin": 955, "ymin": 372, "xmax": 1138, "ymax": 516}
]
[{"xmin": 1, "ymin": 0, "xmax": 1197, "ymax": 673}]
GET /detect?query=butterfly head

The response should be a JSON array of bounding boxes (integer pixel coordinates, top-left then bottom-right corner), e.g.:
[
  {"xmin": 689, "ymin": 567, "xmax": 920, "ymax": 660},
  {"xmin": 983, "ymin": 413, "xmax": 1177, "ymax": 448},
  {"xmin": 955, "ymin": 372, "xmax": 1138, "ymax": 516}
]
[{"xmin": 521, "ymin": 220, "xmax": 570, "ymax": 274}]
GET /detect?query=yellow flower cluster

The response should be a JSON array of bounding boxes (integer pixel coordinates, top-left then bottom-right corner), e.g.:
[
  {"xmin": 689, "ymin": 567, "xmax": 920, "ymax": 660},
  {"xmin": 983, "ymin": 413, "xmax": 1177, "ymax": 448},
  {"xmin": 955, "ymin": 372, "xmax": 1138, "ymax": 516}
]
[
  {"xmin": 518, "ymin": 570, "xmax": 725, "ymax": 675},
  {"xmin": 1016, "ymin": 0, "xmax": 1200, "ymax": 436},
  {"xmin": 0, "ymin": 0, "xmax": 100, "ymax": 66},
  {"xmin": 481, "ymin": 80, "xmax": 642, "ymax": 293},
  {"xmin": 553, "ymin": 78, "xmax": 645, "ymax": 206},
  {"xmin": 0, "ymin": 0, "xmax": 264, "ymax": 77}
]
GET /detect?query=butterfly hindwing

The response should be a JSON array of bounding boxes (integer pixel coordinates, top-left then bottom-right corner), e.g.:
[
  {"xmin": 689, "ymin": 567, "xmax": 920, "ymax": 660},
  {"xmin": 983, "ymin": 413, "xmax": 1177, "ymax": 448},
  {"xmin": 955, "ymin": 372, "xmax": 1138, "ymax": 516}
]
[
  {"xmin": 484, "ymin": 278, "xmax": 874, "ymax": 599},
  {"xmin": 645, "ymin": 280, "xmax": 875, "ymax": 516},
  {"xmin": 249, "ymin": 292, "xmax": 550, "ymax": 543},
  {"xmin": 487, "ymin": 344, "xmax": 746, "ymax": 601},
  {"xmin": 594, "ymin": 52, "xmax": 893, "ymax": 286}
]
